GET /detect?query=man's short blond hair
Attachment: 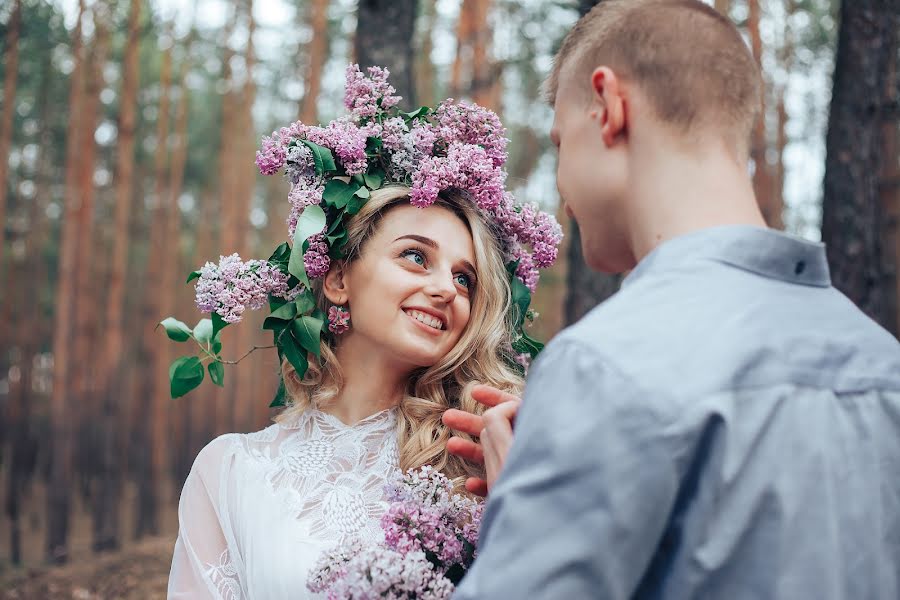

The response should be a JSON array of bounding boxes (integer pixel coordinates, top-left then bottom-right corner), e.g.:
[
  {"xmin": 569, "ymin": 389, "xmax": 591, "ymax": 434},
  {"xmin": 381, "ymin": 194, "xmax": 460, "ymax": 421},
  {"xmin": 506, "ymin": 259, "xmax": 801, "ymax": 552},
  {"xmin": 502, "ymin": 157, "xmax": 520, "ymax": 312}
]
[{"xmin": 547, "ymin": 0, "xmax": 761, "ymax": 157}]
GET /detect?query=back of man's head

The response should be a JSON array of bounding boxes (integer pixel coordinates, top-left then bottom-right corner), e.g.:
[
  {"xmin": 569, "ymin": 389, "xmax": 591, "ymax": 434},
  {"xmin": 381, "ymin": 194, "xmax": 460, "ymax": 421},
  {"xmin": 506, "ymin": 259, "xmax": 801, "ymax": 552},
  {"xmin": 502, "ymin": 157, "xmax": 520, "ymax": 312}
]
[{"xmin": 547, "ymin": 0, "xmax": 761, "ymax": 159}]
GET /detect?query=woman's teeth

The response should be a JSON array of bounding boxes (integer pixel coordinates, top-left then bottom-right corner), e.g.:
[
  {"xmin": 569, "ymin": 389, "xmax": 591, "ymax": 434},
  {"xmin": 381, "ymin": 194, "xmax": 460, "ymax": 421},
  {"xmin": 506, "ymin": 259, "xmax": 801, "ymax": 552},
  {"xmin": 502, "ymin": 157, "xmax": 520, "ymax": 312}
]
[{"xmin": 405, "ymin": 309, "xmax": 443, "ymax": 330}]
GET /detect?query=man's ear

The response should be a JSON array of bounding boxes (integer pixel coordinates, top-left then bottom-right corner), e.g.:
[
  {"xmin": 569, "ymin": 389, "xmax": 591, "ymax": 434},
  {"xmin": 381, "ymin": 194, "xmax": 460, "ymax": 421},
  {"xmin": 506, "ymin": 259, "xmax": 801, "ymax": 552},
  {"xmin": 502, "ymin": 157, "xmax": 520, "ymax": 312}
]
[
  {"xmin": 323, "ymin": 261, "xmax": 350, "ymax": 305},
  {"xmin": 591, "ymin": 66, "xmax": 627, "ymax": 147}
]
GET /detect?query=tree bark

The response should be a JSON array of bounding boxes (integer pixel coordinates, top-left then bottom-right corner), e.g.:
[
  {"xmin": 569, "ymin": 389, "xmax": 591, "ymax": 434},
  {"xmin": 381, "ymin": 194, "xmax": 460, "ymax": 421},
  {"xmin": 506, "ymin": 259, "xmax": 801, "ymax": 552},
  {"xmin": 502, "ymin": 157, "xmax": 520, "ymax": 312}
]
[
  {"xmin": 299, "ymin": 0, "xmax": 329, "ymax": 124},
  {"xmin": 0, "ymin": 0, "xmax": 21, "ymax": 280},
  {"xmin": 821, "ymin": 0, "xmax": 899, "ymax": 337},
  {"xmin": 355, "ymin": 0, "xmax": 417, "ymax": 106},
  {"xmin": 415, "ymin": 0, "xmax": 437, "ymax": 107},
  {"xmin": 92, "ymin": 0, "xmax": 142, "ymax": 553},
  {"xmin": 46, "ymin": 0, "xmax": 86, "ymax": 565},
  {"xmin": 561, "ymin": 0, "xmax": 623, "ymax": 326},
  {"xmin": 134, "ymin": 36, "xmax": 173, "ymax": 539}
]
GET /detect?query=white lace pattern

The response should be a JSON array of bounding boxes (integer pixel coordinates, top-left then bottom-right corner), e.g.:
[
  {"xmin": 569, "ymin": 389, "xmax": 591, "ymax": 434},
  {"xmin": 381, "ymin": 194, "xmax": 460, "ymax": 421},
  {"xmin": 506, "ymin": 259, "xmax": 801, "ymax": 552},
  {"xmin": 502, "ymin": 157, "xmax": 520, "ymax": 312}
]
[{"xmin": 168, "ymin": 407, "xmax": 401, "ymax": 599}]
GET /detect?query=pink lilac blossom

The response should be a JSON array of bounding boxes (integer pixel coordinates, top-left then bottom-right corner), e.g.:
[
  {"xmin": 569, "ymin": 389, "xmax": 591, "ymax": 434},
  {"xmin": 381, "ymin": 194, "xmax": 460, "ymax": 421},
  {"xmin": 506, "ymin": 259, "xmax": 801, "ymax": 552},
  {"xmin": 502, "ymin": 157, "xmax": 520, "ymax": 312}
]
[
  {"xmin": 256, "ymin": 122, "xmax": 311, "ymax": 176},
  {"xmin": 306, "ymin": 118, "xmax": 369, "ymax": 175},
  {"xmin": 381, "ymin": 501, "xmax": 465, "ymax": 566},
  {"xmin": 328, "ymin": 305, "xmax": 351, "ymax": 335},
  {"xmin": 409, "ymin": 143, "xmax": 506, "ymax": 211},
  {"xmin": 344, "ymin": 63, "xmax": 402, "ymax": 120},
  {"xmin": 303, "ymin": 234, "xmax": 331, "ymax": 279},
  {"xmin": 433, "ymin": 99, "xmax": 509, "ymax": 168},
  {"xmin": 314, "ymin": 546, "xmax": 453, "ymax": 600},
  {"xmin": 194, "ymin": 254, "xmax": 296, "ymax": 324},
  {"xmin": 287, "ymin": 179, "xmax": 325, "ymax": 237}
]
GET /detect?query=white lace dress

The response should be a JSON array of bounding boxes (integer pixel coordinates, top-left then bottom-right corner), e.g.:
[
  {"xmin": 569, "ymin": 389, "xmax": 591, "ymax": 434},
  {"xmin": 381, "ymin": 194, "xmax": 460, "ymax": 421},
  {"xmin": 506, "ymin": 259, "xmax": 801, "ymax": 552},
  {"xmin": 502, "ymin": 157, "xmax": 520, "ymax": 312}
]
[{"xmin": 167, "ymin": 407, "xmax": 401, "ymax": 599}]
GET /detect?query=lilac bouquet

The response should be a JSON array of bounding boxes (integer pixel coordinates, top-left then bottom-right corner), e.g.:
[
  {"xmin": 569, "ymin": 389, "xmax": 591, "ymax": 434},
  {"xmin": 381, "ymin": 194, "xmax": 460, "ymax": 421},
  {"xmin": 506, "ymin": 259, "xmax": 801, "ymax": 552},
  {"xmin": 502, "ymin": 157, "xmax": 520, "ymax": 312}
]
[{"xmin": 307, "ymin": 466, "xmax": 484, "ymax": 599}]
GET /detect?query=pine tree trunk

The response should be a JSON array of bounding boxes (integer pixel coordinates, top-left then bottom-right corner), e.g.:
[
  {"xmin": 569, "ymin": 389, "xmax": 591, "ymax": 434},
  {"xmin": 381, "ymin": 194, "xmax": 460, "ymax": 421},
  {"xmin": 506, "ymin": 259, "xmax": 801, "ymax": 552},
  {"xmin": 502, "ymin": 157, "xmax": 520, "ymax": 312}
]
[
  {"xmin": 299, "ymin": 0, "xmax": 329, "ymax": 124},
  {"xmin": 46, "ymin": 0, "xmax": 87, "ymax": 565},
  {"xmin": 92, "ymin": 0, "xmax": 142, "ymax": 553},
  {"xmin": 561, "ymin": 0, "xmax": 623, "ymax": 326},
  {"xmin": 470, "ymin": 0, "xmax": 500, "ymax": 111},
  {"xmin": 134, "ymin": 38, "xmax": 173, "ymax": 539},
  {"xmin": 821, "ymin": 0, "xmax": 899, "ymax": 337},
  {"xmin": 747, "ymin": 0, "xmax": 779, "ymax": 227},
  {"xmin": 0, "ymin": 0, "xmax": 21, "ymax": 280},
  {"xmin": 355, "ymin": 0, "xmax": 417, "ymax": 106},
  {"xmin": 772, "ymin": 0, "xmax": 795, "ymax": 232},
  {"xmin": 714, "ymin": 0, "xmax": 730, "ymax": 15},
  {"xmin": 451, "ymin": 0, "xmax": 474, "ymax": 98},
  {"xmin": 415, "ymin": 0, "xmax": 437, "ymax": 107},
  {"xmin": 71, "ymin": 5, "xmax": 111, "ymax": 515}
]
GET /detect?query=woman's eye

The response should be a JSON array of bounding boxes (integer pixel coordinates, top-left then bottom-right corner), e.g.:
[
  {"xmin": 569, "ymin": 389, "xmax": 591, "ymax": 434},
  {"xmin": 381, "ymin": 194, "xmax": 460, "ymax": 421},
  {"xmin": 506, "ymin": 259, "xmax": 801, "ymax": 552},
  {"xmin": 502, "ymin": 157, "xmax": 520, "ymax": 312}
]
[
  {"xmin": 455, "ymin": 273, "xmax": 472, "ymax": 289},
  {"xmin": 401, "ymin": 249, "xmax": 426, "ymax": 266}
]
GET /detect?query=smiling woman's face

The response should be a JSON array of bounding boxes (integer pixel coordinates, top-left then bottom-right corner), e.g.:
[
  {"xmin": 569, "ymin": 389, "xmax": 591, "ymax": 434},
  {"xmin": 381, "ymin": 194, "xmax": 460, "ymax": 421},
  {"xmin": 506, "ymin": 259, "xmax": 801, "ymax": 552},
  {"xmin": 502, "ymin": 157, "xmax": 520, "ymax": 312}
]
[{"xmin": 331, "ymin": 203, "xmax": 477, "ymax": 370}]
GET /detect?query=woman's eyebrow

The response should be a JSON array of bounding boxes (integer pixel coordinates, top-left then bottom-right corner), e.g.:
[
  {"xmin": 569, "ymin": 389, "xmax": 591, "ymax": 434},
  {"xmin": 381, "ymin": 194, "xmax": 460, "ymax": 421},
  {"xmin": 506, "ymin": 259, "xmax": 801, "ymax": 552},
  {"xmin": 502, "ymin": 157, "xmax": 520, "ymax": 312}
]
[{"xmin": 394, "ymin": 234, "xmax": 476, "ymax": 276}]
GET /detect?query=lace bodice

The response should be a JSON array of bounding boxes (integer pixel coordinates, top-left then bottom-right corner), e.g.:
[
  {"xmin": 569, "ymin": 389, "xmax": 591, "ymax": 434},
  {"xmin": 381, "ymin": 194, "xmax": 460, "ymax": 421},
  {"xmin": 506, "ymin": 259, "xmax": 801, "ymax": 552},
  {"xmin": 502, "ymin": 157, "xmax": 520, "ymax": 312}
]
[{"xmin": 168, "ymin": 407, "xmax": 401, "ymax": 599}]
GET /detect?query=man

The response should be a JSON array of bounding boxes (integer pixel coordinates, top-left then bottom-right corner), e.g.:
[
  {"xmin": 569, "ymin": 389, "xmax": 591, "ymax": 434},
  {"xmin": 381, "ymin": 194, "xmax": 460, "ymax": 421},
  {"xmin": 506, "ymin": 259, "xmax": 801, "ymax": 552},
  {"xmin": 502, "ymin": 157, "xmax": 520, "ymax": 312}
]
[{"xmin": 445, "ymin": 0, "xmax": 900, "ymax": 598}]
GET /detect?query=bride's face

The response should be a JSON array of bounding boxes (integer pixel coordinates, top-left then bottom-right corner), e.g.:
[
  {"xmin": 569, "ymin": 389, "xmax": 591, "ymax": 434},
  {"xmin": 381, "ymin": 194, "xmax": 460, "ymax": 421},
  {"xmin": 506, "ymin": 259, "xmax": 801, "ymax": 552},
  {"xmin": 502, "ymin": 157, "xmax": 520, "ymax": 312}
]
[{"xmin": 334, "ymin": 203, "xmax": 476, "ymax": 369}]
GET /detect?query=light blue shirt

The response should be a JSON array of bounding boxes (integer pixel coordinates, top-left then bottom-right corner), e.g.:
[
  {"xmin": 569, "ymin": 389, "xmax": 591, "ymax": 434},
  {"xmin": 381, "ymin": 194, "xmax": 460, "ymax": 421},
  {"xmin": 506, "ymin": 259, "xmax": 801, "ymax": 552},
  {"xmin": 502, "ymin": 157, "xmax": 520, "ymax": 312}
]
[{"xmin": 455, "ymin": 225, "xmax": 900, "ymax": 599}]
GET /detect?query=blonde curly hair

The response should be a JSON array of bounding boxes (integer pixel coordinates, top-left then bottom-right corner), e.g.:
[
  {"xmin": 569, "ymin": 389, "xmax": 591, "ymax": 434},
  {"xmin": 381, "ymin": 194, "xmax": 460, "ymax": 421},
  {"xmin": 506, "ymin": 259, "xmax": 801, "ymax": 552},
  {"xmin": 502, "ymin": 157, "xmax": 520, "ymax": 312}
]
[{"xmin": 275, "ymin": 185, "xmax": 524, "ymax": 490}]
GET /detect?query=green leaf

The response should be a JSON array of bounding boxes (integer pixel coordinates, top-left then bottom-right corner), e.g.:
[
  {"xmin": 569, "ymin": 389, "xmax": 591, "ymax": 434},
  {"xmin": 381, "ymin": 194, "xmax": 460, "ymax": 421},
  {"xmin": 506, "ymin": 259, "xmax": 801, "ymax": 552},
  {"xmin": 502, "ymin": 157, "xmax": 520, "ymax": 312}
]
[
  {"xmin": 212, "ymin": 333, "xmax": 222, "ymax": 355},
  {"xmin": 158, "ymin": 317, "xmax": 192, "ymax": 342},
  {"xmin": 169, "ymin": 356, "xmax": 205, "ymax": 398},
  {"xmin": 291, "ymin": 315, "xmax": 324, "ymax": 357},
  {"xmin": 507, "ymin": 263, "xmax": 532, "ymax": 330},
  {"xmin": 323, "ymin": 179, "xmax": 362, "ymax": 209},
  {"xmin": 186, "ymin": 270, "xmax": 202, "ymax": 284},
  {"xmin": 270, "ymin": 377, "xmax": 287, "ymax": 407},
  {"xmin": 294, "ymin": 290, "xmax": 317, "ymax": 315},
  {"xmin": 403, "ymin": 106, "xmax": 431, "ymax": 120},
  {"xmin": 289, "ymin": 205, "xmax": 327, "ymax": 285},
  {"xmin": 193, "ymin": 318, "xmax": 213, "ymax": 346},
  {"xmin": 212, "ymin": 312, "xmax": 228, "ymax": 340},
  {"xmin": 268, "ymin": 242, "xmax": 291, "ymax": 264},
  {"xmin": 354, "ymin": 186, "xmax": 370, "ymax": 199},
  {"xmin": 263, "ymin": 301, "xmax": 298, "ymax": 331},
  {"xmin": 208, "ymin": 361, "xmax": 225, "ymax": 387},
  {"xmin": 363, "ymin": 171, "xmax": 384, "ymax": 189},
  {"xmin": 365, "ymin": 136, "xmax": 383, "ymax": 155},
  {"xmin": 280, "ymin": 334, "xmax": 309, "ymax": 379},
  {"xmin": 301, "ymin": 140, "xmax": 337, "ymax": 175},
  {"xmin": 346, "ymin": 194, "xmax": 367, "ymax": 215}
]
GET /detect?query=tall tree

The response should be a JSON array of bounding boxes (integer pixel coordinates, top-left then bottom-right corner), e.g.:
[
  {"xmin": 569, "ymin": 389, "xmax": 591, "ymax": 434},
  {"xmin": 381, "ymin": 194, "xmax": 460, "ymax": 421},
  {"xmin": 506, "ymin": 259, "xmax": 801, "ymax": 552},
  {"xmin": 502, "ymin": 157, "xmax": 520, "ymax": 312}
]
[
  {"xmin": 355, "ymin": 0, "xmax": 417, "ymax": 105},
  {"xmin": 92, "ymin": 0, "xmax": 143, "ymax": 553},
  {"xmin": 563, "ymin": 0, "xmax": 623, "ymax": 326},
  {"xmin": 747, "ymin": 0, "xmax": 780, "ymax": 228},
  {"xmin": 299, "ymin": 0, "xmax": 329, "ymax": 124},
  {"xmin": 415, "ymin": 0, "xmax": 437, "ymax": 106},
  {"xmin": 46, "ymin": 0, "xmax": 87, "ymax": 564},
  {"xmin": 821, "ymin": 0, "xmax": 899, "ymax": 337},
  {"xmin": 0, "ymin": 0, "xmax": 21, "ymax": 280},
  {"xmin": 134, "ymin": 34, "xmax": 173, "ymax": 539}
]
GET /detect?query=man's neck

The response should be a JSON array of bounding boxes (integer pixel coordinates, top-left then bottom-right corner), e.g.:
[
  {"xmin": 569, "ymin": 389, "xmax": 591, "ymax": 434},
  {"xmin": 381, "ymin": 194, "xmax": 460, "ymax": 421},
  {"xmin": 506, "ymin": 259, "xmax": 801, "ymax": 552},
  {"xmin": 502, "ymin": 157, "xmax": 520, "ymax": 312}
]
[
  {"xmin": 326, "ymin": 333, "xmax": 409, "ymax": 425},
  {"xmin": 625, "ymin": 135, "xmax": 766, "ymax": 263}
]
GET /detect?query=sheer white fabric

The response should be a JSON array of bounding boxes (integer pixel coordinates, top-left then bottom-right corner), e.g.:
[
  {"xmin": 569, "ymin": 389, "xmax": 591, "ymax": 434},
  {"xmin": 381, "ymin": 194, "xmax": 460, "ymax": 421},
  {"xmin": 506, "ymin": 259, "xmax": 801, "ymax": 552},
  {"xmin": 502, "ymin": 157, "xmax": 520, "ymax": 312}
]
[{"xmin": 168, "ymin": 407, "xmax": 401, "ymax": 599}]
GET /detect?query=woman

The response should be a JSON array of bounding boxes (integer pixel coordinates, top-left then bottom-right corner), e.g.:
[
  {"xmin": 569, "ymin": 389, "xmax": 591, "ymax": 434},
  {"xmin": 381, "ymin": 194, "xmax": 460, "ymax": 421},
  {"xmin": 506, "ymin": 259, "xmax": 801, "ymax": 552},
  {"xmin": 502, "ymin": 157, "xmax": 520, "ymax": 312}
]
[{"xmin": 167, "ymin": 64, "xmax": 561, "ymax": 598}]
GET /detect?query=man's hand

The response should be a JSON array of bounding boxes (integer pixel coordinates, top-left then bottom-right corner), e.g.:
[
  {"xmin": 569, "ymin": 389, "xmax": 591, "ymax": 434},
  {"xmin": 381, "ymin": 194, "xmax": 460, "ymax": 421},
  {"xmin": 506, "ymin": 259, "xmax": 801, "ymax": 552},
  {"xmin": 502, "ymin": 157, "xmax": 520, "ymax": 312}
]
[{"xmin": 442, "ymin": 385, "xmax": 522, "ymax": 496}]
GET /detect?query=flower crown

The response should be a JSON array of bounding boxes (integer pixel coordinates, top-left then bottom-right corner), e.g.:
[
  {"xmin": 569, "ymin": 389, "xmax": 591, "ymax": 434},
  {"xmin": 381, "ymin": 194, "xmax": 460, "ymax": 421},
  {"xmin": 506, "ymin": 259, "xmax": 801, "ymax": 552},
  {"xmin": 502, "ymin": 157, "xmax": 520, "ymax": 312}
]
[{"xmin": 159, "ymin": 64, "xmax": 562, "ymax": 404}]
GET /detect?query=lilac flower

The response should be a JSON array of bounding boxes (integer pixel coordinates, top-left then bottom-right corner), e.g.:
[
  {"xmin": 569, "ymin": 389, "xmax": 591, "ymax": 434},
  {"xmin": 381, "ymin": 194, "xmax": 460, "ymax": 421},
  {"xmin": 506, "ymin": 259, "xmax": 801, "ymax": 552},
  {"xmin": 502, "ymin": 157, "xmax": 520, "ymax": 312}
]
[
  {"xmin": 382, "ymin": 501, "xmax": 466, "ymax": 566},
  {"xmin": 311, "ymin": 546, "xmax": 454, "ymax": 600},
  {"xmin": 307, "ymin": 118, "xmax": 369, "ymax": 175},
  {"xmin": 256, "ymin": 121, "xmax": 310, "ymax": 176},
  {"xmin": 410, "ymin": 143, "xmax": 506, "ymax": 211},
  {"xmin": 194, "ymin": 254, "xmax": 297, "ymax": 324},
  {"xmin": 303, "ymin": 234, "xmax": 331, "ymax": 279},
  {"xmin": 433, "ymin": 100, "xmax": 509, "ymax": 168},
  {"xmin": 344, "ymin": 63, "xmax": 402, "ymax": 120},
  {"xmin": 287, "ymin": 179, "xmax": 325, "ymax": 237},
  {"xmin": 328, "ymin": 305, "xmax": 351, "ymax": 335}
]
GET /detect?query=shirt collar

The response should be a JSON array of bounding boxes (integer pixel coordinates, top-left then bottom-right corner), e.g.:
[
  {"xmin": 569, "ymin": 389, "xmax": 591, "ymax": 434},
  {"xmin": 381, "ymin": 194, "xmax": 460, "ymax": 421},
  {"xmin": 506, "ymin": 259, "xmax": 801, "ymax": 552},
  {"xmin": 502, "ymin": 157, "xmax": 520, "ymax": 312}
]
[{"xmin": 623, "ymin": 225, "xmax": 831, "ymax": 288}]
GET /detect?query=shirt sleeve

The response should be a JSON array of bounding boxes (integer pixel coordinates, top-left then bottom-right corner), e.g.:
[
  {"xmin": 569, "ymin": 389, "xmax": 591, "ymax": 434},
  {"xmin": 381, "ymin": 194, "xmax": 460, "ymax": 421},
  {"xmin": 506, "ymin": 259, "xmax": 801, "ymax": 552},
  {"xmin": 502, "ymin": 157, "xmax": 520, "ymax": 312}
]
[
  {"xmin": 454, "ymin": 339, "xmax": 684, "ymax": 599},
  {"xmin": 168, "ymin": 435, "xmax": 245, "ymax": 600}
]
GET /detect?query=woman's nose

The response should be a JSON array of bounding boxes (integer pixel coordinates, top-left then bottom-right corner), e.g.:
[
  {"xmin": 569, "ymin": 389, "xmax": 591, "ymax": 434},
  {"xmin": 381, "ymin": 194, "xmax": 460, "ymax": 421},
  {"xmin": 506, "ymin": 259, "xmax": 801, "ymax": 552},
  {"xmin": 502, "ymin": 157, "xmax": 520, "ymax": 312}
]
[{"xmin": 425, "ymin": 271, "xmax": 457, "ymax": 303}]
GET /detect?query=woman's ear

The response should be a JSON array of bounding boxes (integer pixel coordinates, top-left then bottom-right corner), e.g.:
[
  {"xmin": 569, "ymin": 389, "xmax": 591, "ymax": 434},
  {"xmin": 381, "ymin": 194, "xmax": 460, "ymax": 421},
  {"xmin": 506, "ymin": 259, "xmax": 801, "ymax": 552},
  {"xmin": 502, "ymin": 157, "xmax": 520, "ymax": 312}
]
[{"xmin": 323, "ymin": 261, "xmax": 350, "ymax": 305}]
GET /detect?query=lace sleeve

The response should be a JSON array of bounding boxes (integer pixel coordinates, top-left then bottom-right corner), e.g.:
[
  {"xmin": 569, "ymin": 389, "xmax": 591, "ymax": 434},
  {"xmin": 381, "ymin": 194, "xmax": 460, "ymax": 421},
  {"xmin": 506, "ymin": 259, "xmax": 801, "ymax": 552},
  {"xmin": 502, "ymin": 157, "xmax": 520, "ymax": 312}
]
[{"xmin": 168, "ymin": 435, "xmax": 245, "ymax": 600}]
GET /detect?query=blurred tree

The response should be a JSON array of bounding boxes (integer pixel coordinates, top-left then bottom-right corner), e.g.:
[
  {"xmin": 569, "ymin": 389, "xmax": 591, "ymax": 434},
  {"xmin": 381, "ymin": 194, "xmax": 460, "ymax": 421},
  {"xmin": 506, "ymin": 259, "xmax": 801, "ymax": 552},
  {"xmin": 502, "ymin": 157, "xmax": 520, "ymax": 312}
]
[
  {"xmin": 714, "ymin": 0, "xmax": 730, "ymax": 14},
  {"xmin": 0, "ymin": 0, "xmax": 21, "ymax": 280},
  {"xmin": 92, "ymin": 0, "xmax": 143, "ymax": 553},
  {"xmin": 299, "ymin": 0, "xmax": 329, "ymax": 123},
  {"xmin": 47, "ymin": 0, "xmax": 87, "ymax": 565},
  {"xmin": 821, "ymin": 0, "xmax": 899, "ymax": 337},
  {"xmin": 355, "ymin": 0, "xmax": 417, "ymax": 105}
]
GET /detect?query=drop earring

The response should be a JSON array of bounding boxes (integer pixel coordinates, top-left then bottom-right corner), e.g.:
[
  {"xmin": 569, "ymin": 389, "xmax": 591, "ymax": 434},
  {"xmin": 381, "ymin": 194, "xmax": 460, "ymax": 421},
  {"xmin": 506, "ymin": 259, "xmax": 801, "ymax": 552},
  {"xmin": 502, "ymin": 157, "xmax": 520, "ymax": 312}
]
[{"xmin": 328, "ymin": 305, "xmax": 351, "ymax": 335}]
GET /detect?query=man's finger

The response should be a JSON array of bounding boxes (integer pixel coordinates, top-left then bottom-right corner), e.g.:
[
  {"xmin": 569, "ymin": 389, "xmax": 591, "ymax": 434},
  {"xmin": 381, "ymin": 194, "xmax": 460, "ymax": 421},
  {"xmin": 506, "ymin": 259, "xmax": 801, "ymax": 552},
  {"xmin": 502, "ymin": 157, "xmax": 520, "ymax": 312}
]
[
  {"xmin": 465, "ymin": 477, "xmax": 489, "ymax": 497},
  {"xmin": 447, "ymin": 436, "xmax": 484, "ymax": 464},
  {"xmin": 471, "ymin": 384, "xmax": 521, "ymax": 409},
  {"xmin": 442, "ymin": 408, "xmax": 483, "ymax": 437}
]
